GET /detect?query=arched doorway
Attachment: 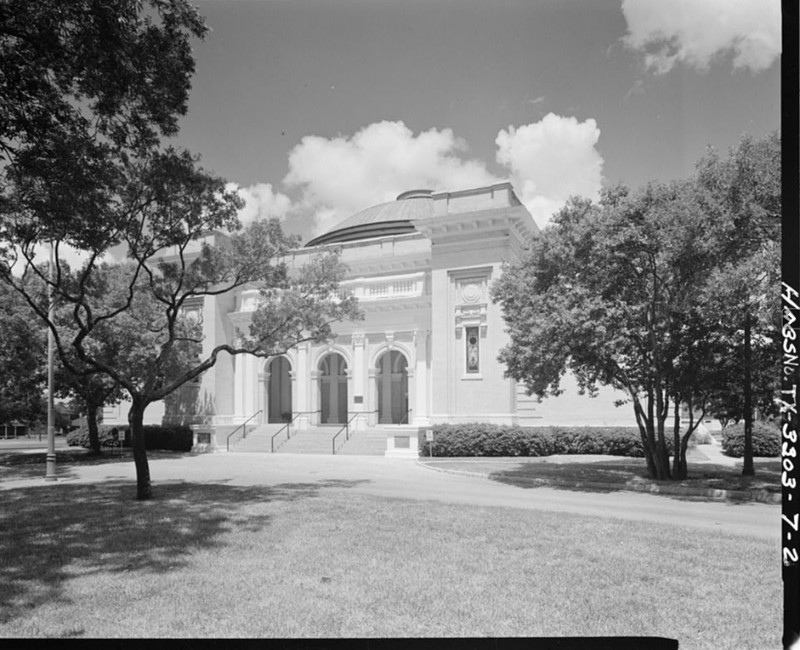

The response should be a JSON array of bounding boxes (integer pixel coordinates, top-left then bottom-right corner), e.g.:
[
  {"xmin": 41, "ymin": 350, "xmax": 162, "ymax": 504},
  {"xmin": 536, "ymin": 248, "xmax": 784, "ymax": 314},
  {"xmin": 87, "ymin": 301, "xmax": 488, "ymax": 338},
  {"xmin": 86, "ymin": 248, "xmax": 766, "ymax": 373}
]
[
  {"xmin": 319, "ymin": 353, "xmax": 348, "ymax": 424},
  {"xmin": 267, "ymin": 357, "xmax": 292, "ymax": 423},
  {"xmin": 376, "ymin": 350, "xmax": 408, "ymax": 424}
]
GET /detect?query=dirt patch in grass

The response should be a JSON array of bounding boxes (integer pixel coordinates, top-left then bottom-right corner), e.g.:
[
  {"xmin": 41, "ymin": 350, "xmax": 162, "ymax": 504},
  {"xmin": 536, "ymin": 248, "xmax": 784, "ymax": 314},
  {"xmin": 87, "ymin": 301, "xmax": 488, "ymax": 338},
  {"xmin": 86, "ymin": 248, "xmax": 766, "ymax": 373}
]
[{"xmin": 422, "ymin": 456, "xmax": 781, "ymax": 499}]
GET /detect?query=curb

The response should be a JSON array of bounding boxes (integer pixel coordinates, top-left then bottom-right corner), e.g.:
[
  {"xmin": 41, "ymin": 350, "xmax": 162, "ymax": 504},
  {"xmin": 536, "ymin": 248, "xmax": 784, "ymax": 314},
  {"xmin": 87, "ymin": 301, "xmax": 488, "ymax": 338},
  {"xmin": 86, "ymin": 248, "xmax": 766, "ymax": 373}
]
[{"xmin": 416, "ymin": 461, "xmax": 781, "ymax": 504}]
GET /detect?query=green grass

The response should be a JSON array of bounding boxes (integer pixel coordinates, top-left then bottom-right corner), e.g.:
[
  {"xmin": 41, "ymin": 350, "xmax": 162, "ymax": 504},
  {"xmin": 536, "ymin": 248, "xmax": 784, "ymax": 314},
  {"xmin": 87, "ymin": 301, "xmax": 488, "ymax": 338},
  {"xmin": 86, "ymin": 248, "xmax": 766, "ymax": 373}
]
[{"xmin": 0, "ymin": 475, "xmax": 780, "ymax": 646}]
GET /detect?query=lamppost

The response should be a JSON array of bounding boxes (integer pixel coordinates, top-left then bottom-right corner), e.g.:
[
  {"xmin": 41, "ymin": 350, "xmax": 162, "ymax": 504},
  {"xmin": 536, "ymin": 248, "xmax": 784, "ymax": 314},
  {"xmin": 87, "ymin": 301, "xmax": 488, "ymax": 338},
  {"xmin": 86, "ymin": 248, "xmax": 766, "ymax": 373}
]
[{"xmin": 45, "ymin": 240, "xmax": 56, "ymax": 481}]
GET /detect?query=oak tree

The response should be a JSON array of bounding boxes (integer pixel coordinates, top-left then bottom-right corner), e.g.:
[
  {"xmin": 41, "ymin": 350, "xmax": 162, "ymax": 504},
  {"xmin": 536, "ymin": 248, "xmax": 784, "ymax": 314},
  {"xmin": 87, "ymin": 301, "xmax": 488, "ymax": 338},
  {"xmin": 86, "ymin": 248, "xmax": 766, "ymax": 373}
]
[{"xmin": 0, "ymin": 1, "xmax": 360, "ymax": 499}]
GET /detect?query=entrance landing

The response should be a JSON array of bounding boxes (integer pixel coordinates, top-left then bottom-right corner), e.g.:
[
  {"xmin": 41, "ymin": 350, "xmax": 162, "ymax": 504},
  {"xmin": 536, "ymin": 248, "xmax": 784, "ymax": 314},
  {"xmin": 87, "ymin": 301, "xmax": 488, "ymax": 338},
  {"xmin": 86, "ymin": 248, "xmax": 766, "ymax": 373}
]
[{"xmin": 233, "ymin": 424, "xmax": 415, "ymax": 456}]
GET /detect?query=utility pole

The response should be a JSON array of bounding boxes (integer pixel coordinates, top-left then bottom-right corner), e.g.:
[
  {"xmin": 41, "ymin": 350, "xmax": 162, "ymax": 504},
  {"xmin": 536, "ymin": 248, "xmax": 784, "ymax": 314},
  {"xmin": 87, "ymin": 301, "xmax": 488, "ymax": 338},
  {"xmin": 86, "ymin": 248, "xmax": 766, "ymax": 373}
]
[{"xmin": 45, "ymin": 240, "xmax": 56, "ymax": 481}]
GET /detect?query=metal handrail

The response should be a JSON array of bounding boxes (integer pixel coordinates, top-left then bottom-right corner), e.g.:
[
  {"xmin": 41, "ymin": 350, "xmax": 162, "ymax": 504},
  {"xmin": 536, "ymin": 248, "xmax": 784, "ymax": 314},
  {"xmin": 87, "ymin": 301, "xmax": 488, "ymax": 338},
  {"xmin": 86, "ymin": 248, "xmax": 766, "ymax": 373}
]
[
  {"xmin": 400, "ymin": 408, "xmax": 413, "ymax": 425},
  {"xmin": 331, "ymin": 411, "xmax": 368, "ymax": 455},
  {"xmin": 271, "ymin": 410, "xmax": 320, "ymax": 453},
  {"xmin": 226, "ymin": 410, "xmax": 263, "ymax": 452}
]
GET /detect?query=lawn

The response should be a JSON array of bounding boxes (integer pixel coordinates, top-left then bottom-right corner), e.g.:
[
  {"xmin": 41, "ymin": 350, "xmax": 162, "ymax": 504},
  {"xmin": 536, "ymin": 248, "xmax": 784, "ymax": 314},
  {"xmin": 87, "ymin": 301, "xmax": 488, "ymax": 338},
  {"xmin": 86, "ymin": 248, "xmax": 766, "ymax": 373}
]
[{"xmin": 0, "ymin": 457, "xmax": 781, "ymax": 647}]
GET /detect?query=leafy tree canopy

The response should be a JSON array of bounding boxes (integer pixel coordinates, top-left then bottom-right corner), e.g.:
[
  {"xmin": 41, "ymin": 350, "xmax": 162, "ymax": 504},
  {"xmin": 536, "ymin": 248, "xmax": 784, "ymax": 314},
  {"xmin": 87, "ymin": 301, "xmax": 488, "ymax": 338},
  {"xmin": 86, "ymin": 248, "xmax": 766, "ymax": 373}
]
[
  {"xmin": 0, "ymin": 1, "xmax": 361, "ymax": 498},
  {"xmin": 0, "ymin": 278, "xmax": 46, "ymax": 425},
  {"xmin": 493, "ymin": 131, "xmax": 780, "ymax": 480}
]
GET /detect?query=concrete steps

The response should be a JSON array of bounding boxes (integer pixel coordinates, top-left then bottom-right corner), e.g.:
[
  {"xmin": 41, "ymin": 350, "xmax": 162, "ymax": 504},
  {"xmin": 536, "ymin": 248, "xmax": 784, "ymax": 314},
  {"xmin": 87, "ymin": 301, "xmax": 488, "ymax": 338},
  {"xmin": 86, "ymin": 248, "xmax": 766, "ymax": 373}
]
[
  {"xmin": 276, "ymin": 426, "xmax": 342, "ymax": 454},
  {"xmin": 233, "ymin": 424, "xmax": 416, "ymax": 456},
  {"xmin": 233, "ymin": 423, "xmax": 288, "ymax": 453},
  {"xmin": 335, "ymin": 428, "xmax": 388, "ymax": 456}
]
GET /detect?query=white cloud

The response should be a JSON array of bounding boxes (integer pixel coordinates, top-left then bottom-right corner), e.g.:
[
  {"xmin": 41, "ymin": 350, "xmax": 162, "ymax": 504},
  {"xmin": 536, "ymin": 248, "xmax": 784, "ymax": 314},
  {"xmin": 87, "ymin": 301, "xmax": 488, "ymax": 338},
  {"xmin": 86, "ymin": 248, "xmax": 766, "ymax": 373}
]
[
  {"xmin": 281, "ymin": 116, "xmax": 604, "ymax": 235},
  {"xmin": 496, "ymin": 113, "xmax": 603, "ymax": 228},
  {"xmin": 621, "ymin": 0, "xmax": 781, "ymax": 74},
  {"xmin": 226, "ymin": 182, "xmax": 292, "ymax": 226},
  {"xmin": 284, "ymin": 121, "xmax": 499, "ymax": 235}
]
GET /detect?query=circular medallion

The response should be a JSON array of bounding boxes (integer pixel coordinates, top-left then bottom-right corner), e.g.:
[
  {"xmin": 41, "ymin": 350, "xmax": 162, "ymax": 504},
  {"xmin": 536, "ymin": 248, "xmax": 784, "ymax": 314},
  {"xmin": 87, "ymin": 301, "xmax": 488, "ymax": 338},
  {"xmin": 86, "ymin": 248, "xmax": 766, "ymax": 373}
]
[{"xmin": 462, "ymin": 283, "xmax": 481, "ymax": 303}]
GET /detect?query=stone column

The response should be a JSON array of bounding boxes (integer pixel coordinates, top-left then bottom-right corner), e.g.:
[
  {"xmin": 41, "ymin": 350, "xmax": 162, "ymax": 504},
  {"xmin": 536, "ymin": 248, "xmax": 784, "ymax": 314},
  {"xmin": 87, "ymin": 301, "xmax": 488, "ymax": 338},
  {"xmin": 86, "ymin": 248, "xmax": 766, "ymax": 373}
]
[
  {"xmin": 344, "ymin": 368, "xmax": 358, "ymax": 430},
  {"xmin": 414, "ymin": 330, "xmax": 429, "ymax": 425},
  {"xmin": 310, "ymin": 370, "xmax": 321, "ymax": 426},
  {"xmin": 288, "ymin": 370, "xmax": 297, "ymax": 419},
  {"xmin": 367, "ymin": 368, "xmax": 377, "ymax": 426},
  {"xmin": 352, "ymin": 333, "xmax": 366, "ymax": 430},
  {"xmin": 296, "ymin": 343, "xmax": 310, "ymax": 428},
  {"xmin": 244, "ymin": 354, "xmax": 256, "ymax": 417},
  {"xmin": 233, "ymin": 350, "xmax": 245, "ymax": 420},
  {"xmin": 257, "ymin": 371, "xmax": 267, "ymax": 424},
  {"xmin": 405, "ymin": 367, "xmax": 415, "ymax": 425}
]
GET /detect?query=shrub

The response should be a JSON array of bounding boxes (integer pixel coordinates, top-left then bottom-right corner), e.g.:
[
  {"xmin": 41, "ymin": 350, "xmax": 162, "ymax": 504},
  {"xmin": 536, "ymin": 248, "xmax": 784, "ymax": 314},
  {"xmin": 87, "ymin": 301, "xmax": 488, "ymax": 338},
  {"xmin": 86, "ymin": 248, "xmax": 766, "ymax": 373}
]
[
  {"xmin": 143, "ymin": 425, "xmax": 193, "ymax": 451},
  {"xmin": 419, "ymin": 424, "xmax": 645, "ymax": 458},
  {"xmin": 722, "ymin": 421, "xmax": 780, "ymax": 458},
  {"xmin": 66, "ymin": 424, "xmax": 123, "ymax": 448},
  {"xmin": 66, "ymin": 424, "xmax": 193, "ymax": 452}
]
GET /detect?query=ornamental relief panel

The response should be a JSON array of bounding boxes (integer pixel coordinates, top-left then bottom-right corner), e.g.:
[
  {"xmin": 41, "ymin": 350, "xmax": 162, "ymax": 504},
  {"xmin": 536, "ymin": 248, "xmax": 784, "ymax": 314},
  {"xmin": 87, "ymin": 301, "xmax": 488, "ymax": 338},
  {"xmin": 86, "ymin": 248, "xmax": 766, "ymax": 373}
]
[
  {"xmin": 450, "ymin": 268, "xmax": 491, "ymax": 339},
  {"xmin": 455, "ymin": 277, "xmax": 488, "ymax": 305}
]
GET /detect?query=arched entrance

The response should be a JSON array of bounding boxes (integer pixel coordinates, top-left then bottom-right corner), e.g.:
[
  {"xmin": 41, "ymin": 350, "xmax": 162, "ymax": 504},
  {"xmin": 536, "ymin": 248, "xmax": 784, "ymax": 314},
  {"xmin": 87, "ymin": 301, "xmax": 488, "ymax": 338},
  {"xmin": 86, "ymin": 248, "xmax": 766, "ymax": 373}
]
[
  {"xmin": 267, "ymin": 357, "xmax": 292, "ymax": 423},
  {"xmin": 376, "ymin": 350, "xmax": 408, "ymax": 424},
  {"xmin": 319, "ymin": 353, "xmax": 348, "ymax": 424}
]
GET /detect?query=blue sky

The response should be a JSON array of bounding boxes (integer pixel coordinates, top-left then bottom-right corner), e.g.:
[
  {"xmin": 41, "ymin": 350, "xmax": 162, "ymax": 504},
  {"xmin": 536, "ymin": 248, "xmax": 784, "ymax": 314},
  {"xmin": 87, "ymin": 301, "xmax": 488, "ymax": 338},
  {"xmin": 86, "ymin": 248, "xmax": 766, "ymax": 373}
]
[{"xmin": 172, "ymin": 0, "xmax": 781, "ymax": 240}]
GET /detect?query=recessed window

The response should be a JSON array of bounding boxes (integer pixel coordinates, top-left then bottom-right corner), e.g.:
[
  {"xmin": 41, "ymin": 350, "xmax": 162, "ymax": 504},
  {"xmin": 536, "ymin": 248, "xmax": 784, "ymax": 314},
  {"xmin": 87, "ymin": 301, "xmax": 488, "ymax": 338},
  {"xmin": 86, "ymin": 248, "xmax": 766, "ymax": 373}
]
[{"xmin": 465, "ymin": 326, "xmax": 479, "ymax": 374}]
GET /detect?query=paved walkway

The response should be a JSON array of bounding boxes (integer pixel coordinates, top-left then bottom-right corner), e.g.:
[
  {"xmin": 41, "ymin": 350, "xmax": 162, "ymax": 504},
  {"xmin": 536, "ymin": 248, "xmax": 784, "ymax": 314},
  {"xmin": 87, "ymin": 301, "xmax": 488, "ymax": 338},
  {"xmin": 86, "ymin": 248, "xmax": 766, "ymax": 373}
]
[
  {"xmin": 690, "ymin": 437, "xmax": 739, "ymax": 467},
  {"xmin": 1, "ymin": 450, "xmax": 778, "ymax": 541}
]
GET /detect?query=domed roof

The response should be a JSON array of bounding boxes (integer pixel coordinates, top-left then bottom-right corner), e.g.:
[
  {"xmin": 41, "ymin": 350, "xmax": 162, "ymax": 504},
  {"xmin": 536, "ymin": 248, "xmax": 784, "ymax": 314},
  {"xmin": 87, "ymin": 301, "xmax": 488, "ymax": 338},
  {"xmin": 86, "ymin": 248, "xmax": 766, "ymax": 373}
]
[{"xmin": 305, "ymin": 190, "xmax": 433, "ymax": 247}]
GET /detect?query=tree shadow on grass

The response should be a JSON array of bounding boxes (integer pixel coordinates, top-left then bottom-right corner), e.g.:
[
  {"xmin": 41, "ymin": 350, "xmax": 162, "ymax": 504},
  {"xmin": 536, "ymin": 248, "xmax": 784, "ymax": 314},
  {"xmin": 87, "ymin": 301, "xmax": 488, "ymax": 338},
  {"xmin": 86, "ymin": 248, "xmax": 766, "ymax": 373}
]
[
  {"xmin": 0, "ymin": 450, "xmax": 195, "ymax": 484},
  {"xmin": 488, "ymin": 459, "xmax": 781, "ymax": 505},
  {"xmin": 0, "ymin": 477, "xmax": 367, "ymax": 627}
]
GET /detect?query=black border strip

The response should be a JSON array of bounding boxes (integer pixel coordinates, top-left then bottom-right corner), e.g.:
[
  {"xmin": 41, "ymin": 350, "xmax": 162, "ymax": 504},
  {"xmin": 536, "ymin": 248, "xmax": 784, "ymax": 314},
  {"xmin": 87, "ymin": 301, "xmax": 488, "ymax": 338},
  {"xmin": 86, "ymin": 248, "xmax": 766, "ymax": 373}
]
[{"xmin": 782, "ymin": 2, "xmax": 800, "ymax": 648}]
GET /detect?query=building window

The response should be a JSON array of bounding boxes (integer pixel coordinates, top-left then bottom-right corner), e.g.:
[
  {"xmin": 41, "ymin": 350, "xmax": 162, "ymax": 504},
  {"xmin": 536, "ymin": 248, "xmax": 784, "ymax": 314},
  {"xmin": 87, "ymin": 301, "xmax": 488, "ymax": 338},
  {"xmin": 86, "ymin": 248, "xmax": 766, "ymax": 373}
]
[{"xmin": 465, "ymin": 326, "xmax": 479, "ymax": 374}]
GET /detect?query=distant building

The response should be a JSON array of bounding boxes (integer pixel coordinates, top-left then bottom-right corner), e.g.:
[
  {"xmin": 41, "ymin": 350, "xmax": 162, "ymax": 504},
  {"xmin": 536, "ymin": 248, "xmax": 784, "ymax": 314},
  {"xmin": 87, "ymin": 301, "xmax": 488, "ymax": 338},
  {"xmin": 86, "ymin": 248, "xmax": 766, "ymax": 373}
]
[{"xmin": 106, "ymin": 182, "xmax": 637, "ymax": 453}]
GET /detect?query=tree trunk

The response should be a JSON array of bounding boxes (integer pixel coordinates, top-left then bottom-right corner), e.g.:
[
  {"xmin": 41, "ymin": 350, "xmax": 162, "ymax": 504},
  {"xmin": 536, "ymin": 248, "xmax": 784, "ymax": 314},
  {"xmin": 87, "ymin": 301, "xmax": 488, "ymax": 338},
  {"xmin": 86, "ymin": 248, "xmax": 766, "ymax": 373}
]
[
  {"xmin": 640, "ymin": 428, "xmax": 657, "ymax": 478},
  {"xmin": 86, "ymin": 402, "xmax": 101, "ymax": 456},
  {"xmin": 654, "ymin": 437, "xmax": 671, "ymax": 480},
  {"xmin": 632, "ymin": 391, "xmax": 671, "ymax": 480},
  {"xmin": 632, "ymin": 396, "xmax": 657, "ymax": 478},
  {"xmin": 128, "ymin": 399, "xmax": 152, "ymax": 500},
  {"xmin": 649, "ymin": 420, "xmax": 671, "ymax": 481},
  {"xmin": 654, "ymin": 403, "xmax": 671, "ymax": 480},
  {"xmin": 672, "ymin": 398, "xmax": 688, "ymax": 480},
  {"xmin": 742, "ymin": 309, "xmax": 755, "ymax": 476}
]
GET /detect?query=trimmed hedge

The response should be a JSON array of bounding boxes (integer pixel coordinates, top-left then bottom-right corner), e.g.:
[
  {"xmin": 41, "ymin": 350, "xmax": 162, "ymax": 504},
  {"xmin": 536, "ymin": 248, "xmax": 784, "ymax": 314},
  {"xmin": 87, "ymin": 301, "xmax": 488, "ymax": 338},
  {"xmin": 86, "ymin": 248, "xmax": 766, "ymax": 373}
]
[
  {"xmin": 66, "ymin": 424, "xmax": 193, "ymax": 452},
  {"xmin": 418, "ymin": 423, "xmax": 706, "ymax": 458},
  {"xmin": 419, "ymin": 424, "xmax": 644, "ymax": 457},
  {"xmin": 722, "ymin": 421, "xmax": 780, "ymax": 458}
]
